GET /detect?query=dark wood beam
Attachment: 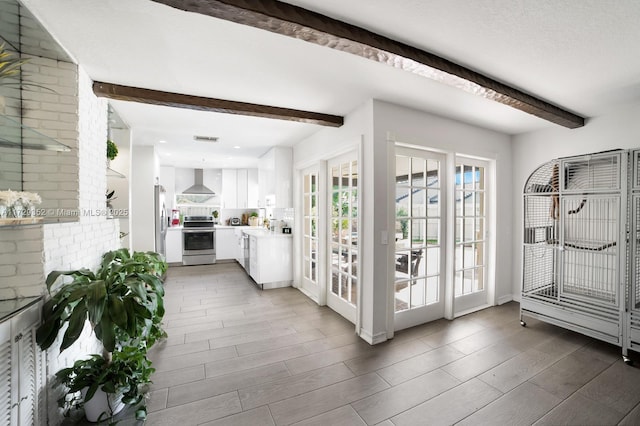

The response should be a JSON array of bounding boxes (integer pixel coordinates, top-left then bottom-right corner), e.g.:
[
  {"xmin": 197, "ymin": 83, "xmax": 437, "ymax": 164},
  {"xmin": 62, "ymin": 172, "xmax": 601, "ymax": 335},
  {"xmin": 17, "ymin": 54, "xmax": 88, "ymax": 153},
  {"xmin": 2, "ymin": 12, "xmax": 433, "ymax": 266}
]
[
  {"xmin": 92, "ymin": 81, "xmax": 344, "ymax": 127},
  {"xmin": 152, "ymin": 0, "xmax": 585, "ymax": 129}
]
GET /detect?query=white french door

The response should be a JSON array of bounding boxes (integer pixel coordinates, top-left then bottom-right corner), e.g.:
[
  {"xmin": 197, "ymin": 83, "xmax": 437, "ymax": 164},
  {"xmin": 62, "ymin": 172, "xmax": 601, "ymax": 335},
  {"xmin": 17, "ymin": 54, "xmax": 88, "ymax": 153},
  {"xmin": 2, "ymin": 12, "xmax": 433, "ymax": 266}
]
[
  {"xmin": 454, "ymin": 158, "xmax": 490, "ymax": 314},
  {"xmin": 327, "ymin": 152, "xmax": 359, "ymax": 323},
  {"xmin": 393, "ymin": 147, "xmax": 446, "ymax": 331},
  {"xmin": 392, "ymin": 148, "xmax": 493, "ymax": 330},
  {"xmin": 301, "ymin": 165, "xmax": 321, "ymax": 299}
]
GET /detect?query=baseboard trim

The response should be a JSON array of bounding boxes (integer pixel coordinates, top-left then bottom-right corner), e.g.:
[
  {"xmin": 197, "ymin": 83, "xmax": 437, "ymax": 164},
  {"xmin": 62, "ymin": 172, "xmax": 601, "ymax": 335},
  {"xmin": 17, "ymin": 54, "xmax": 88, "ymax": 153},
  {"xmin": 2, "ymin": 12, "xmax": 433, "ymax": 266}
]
[
  {"xmin": 498, "ymin": 294, "xmax": 514, "ymax": 305},
  {"xmin": 297, "ymin": 287, "xmax": 320, "ymax": 305},
  {"xmin": 358, "ymin": 329, "xmax": 388, "ymax": 345}
]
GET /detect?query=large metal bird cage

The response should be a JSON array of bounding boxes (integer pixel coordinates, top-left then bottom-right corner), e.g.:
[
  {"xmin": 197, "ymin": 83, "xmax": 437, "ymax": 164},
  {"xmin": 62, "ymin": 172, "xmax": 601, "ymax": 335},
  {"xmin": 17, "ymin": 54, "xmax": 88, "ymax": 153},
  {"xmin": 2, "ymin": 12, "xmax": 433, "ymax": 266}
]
[{"xmin": 521, "ymin": 149, "xmax": 640, "ymax": 363}]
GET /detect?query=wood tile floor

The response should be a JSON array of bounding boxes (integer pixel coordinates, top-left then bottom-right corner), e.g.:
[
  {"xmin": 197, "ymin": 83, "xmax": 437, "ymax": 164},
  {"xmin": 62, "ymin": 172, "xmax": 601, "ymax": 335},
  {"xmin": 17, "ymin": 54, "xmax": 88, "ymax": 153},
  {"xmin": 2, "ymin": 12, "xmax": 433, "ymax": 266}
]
[{"xmin": 144, "ymin": 262, "xmax": 640, "ymax": 425}]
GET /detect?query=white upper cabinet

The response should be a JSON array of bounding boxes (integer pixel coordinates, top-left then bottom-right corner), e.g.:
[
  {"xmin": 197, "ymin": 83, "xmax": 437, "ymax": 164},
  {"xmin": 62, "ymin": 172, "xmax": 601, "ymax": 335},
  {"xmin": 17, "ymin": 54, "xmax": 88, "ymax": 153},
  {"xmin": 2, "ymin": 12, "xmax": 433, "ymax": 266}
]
[
  {"xmin": 247, "ymin": 169, "xmax": 259, "ymax": 208},
  {"xmin": 222, "ymin": 169, "xmax": 259, "ymax": 209},
  {"xmin": 236, "ymin": 169, "xmax": 248, "ymax": 208},
  {"xmin": 221, "ymin": 169, "xmax": 238, "ymax": 209},
  {"xmin": 259, "ymin": 147, "xmax": 292, "ymax": 208}
]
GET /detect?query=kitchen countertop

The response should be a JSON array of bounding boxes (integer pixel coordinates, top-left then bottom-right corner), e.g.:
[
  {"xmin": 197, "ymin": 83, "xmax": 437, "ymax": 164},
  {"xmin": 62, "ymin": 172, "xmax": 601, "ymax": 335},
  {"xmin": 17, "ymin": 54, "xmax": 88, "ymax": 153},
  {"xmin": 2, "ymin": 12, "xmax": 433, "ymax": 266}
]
[
  {"xmin": 243, "ymin": 228, "xmax": 293, "ymax": 238},
  {"xmin": 0, "ymin": 296, "xmax": 42, "ymax": 323},
  {"xmin": 167, "ymin": 226, "xmax": 183, "ymax": 231},
  {"xmin": 215, "ymin": 225, "xmax": 250, "ymax": 229}
]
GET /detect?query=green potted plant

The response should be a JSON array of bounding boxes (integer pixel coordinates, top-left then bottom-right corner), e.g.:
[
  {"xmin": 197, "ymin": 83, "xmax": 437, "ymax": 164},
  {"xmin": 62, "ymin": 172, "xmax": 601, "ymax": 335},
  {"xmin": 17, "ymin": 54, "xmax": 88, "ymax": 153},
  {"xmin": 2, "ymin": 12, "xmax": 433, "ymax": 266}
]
[
  {"xmin": 249, "ymin": 211, "xmax": 259, "ymax": 227},
  {"xmin": 36, "ymin": 248, "xmax": 167, "ymax": 422},
  {"xmin": 55, "ymin": 347, "xmax": 155, "ymax": 422},
  {"xmin": 212, "ymin": 210, "xmax": 219, "ymax": 224},
  {"xmin": 106, "ymin": 139, "xmax": 118, "ymax": 162}
]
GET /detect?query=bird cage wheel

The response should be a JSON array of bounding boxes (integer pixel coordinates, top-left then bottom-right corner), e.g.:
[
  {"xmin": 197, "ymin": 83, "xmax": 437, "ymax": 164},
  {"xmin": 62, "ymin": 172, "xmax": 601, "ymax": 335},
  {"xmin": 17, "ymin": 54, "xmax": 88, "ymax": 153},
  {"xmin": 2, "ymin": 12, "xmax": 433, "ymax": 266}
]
[
  {"xmin": 520, "ymin": 319, "xmax": 526, "ymax": 327},
  {"xmin": 623, "ymin": 355, "xmax": 633, "ymax": 366}
]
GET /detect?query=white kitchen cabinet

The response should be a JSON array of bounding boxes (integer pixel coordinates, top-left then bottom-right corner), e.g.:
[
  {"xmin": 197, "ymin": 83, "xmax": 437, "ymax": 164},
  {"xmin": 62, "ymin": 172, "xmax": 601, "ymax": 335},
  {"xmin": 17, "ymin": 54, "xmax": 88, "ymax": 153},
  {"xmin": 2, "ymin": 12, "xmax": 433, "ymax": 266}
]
[
  {"xmin": 215, "ymin": 227, "xmax": 237, "ymax": 260},
  {"xmin": 221, "ymin": 169, "xmax": 238, "ymax": 209},
  {"xmin": 258, "ymin": 147, "xmax": 292, "ymax": 208},
  {"xmin": 1, "ymin": 300, "xmax": 46, "ymax": 426},
  {"xmin": 247, "ymin": 168, "xmax": 259, "ymax": 208},
  {"xmin": 246, "ymin": 231, "xmax": 293, "ymax": 288},
  {"xmin": 166, "ymin": 228, "xmax": 183, "ymax": 263},
  {"xmin": 221, "ymin": 169, "xmax": 259, "ymax": 208},
  {"xmin": 236, "ymin": 169, "xmax": 248, "ymax": 208},
  {"xmin": 234, "ymin": 227, "xmax": 246, "ymax": 263}
]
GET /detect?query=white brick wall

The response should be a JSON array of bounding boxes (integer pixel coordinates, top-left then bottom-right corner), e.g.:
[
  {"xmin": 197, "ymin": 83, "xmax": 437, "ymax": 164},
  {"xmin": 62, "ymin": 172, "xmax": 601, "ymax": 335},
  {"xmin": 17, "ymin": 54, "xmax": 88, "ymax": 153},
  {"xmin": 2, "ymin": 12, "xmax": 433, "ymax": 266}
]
[
  {"xmin": 21, "ymin": 55, "xmax": 80, "ymax": 212},
  {"xmin": 40, "ymin": 66, "xmax": 120, "ymax": 424},
  {"xmin": 0, "ymin": 7, "xmax": 125, "ymax": 424},
  {"xmin": 0, "ymin": 225, "xmax": 44, "ymax": 300},
  {"xmin": 0, "ymin": 57, "xmax": 120, "ymax": 423}
]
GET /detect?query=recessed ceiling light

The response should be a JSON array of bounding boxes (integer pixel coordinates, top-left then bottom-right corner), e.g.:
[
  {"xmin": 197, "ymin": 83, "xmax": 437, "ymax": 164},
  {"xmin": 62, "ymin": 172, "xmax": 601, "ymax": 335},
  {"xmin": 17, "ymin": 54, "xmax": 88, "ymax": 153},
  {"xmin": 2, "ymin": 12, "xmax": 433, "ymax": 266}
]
[
  {"xmin": 234, "ymin": 145, "xmax": 241, "ymax": 149},
  {"xmin": 164, "ymin": 152, "xmax": 171, "ymax": 156},
  {"xmin": 159, "ymin": 140, "xmax": 167, "ymax": 144}
]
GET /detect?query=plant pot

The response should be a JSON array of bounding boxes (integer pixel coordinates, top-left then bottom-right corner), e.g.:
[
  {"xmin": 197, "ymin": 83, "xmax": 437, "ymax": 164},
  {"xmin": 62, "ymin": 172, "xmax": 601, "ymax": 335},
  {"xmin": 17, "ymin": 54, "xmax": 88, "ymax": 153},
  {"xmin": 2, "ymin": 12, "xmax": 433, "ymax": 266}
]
[
  {"xmin": 82, "ymin": 387, "xmax": 125, "ymax": 422},
  {"xmin": 249, "ymin": 216, "xmax": 260, "ymax": 227}
]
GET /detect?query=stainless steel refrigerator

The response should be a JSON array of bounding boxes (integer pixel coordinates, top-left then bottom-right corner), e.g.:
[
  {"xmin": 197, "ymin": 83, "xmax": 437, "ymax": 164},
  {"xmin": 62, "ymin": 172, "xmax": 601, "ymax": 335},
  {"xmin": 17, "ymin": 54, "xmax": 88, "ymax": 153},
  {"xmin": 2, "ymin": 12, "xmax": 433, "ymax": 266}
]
[{"xmin": 154, "ymin": 185, "xmax": 167, "ymax": 258}]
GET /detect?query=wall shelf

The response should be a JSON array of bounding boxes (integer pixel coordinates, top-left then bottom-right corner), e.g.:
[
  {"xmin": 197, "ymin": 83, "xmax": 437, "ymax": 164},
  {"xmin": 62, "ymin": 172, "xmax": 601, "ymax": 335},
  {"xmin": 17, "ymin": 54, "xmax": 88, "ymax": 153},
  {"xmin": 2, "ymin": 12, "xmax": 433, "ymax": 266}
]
[
  {"xmin": 0, "ymin": 114, "xmax": 72, "ymax": 152},
  {"xmin": 107, "ymin": 167, "xmax": 126, "ymax": 178}
]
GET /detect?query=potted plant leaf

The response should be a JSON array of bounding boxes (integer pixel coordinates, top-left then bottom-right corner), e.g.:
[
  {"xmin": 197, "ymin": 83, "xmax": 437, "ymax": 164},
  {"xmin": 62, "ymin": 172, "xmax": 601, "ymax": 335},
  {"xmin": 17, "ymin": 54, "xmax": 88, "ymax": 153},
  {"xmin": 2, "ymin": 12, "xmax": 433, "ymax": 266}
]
[
  {"xmin": 36, "ymin": 248, "xmax": 167, "ymax": 422},
  {"xmin": 249, "ymin": 211, "xmax": 259, "ymax": 227},
  {"xmin": 55, "ymin": 347, "xmax": 155, "ymax": 422},
  {"xmin": 106, "ymin": 139, "xmax": 118, "ymax": 162}
]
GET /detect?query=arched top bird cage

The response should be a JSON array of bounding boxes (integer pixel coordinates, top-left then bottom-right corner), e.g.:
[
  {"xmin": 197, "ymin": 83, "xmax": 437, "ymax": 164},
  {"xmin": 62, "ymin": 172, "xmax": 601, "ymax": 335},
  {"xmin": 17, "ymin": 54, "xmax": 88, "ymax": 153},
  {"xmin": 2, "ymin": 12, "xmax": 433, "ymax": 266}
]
[{"xmin": 520, "ymin": 149, "xmax": 640, "ymax": 364}]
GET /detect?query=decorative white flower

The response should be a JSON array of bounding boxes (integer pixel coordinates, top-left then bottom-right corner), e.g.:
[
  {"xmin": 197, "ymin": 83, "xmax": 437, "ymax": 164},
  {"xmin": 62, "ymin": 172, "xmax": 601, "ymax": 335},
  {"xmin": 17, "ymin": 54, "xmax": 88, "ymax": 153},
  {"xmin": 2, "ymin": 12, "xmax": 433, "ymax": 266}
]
[
  {"xmin": 17, "ymin": 191, "xmax": 42, "ymax": 206},
  {"xmin": 0, "ymin": 189, "xmax": 19, "ymax": 207}
]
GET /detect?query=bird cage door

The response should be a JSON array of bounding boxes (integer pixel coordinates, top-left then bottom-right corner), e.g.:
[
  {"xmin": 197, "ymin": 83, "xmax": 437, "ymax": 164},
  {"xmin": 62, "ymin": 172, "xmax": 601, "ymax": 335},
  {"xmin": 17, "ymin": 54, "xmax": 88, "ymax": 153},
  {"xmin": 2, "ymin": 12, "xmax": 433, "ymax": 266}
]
[
  {"xmin": 627, "ymin": 149, "xmax": 640, "ymax": 353},
  {"xmin": 522, "ymin": 160, "xmax": 560, "ymax": 302},
  {"xmin": 559, "ymin": 153, "xmax": 622, "ymax": 307}
]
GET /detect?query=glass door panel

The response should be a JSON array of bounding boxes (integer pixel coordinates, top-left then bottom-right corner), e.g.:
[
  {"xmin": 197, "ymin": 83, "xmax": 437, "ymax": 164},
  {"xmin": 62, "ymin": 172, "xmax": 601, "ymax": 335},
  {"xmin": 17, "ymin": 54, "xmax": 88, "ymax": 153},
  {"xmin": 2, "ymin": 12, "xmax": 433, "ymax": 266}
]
[
  {"xmin": 301, "ymin": 166, "xmax": 320, "ymax": 297},
  {"xmin": 328, "ymin": 154, "xmax": 359, "ymax": 323},
  {"xmin": 454, "ymin": 159, "xmax": 489, "ymax": 314},
  {"xmin": 394, "ymin": 147, "xmax": 446, "ymax": 331}
]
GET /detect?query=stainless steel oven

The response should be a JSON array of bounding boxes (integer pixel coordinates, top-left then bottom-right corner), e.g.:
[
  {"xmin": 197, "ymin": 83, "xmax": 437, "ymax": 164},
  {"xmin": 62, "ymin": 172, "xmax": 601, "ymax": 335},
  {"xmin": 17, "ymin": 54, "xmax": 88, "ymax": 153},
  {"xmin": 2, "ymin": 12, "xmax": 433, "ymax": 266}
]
[{"xmin": 182, "ymin": 215, "xmax": 216, "ymax": 265}]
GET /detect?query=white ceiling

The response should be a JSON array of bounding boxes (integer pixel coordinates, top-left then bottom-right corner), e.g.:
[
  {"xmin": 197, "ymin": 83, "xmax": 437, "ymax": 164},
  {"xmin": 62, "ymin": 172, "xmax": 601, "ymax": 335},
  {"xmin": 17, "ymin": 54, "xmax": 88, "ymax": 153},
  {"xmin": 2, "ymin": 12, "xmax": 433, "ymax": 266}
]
[{"xmin": 22, "ymin": 0, "xmax": 640, "ymax": 169}]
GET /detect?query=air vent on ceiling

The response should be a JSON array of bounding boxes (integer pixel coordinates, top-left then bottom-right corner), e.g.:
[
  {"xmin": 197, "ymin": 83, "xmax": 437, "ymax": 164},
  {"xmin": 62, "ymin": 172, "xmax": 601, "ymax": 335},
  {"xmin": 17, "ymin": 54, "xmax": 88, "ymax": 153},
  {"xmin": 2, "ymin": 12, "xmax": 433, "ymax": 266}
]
[{"xmin": 193, "ymin": 135, "xmax": 219, "ymax": 143}]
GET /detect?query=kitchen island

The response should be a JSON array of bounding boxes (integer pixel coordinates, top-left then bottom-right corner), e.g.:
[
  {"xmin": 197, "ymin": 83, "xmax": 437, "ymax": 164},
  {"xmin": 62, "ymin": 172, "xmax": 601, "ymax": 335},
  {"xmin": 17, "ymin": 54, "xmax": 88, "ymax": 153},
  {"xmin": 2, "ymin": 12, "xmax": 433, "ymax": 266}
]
[{"xmin": 243, "ymin": 228, "xmax": 293, "ymax": 289}]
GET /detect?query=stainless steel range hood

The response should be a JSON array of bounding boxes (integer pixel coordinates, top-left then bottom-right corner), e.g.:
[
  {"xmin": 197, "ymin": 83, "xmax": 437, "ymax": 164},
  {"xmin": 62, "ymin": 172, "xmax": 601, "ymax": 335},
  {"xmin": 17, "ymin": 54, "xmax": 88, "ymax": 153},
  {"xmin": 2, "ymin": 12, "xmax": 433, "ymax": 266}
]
[{"xmin": 182, "ymin": 169, "xmax": 215, "ymax": 195}]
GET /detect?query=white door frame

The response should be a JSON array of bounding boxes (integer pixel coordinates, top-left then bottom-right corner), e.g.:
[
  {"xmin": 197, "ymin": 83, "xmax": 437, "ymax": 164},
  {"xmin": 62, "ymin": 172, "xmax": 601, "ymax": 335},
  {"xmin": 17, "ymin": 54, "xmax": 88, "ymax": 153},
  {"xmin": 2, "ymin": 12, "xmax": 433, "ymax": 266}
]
[
  {"xmin": 299, "ymin": 163, "xmax": 325, "ymax": 304},
  {"xmin": 326, "ymin": 150, "xmax": 360, "ymax": 325},
  {"xmin": 452, "ymin": 155, "xmax": 495, "ymax": 317},
  {"xmin": 388, "ymin": 143, "xmax": 496, "ymax": 330},
  {"xmin": 390, "ymin": 145, "xmax": 448, "ymax": 331}
]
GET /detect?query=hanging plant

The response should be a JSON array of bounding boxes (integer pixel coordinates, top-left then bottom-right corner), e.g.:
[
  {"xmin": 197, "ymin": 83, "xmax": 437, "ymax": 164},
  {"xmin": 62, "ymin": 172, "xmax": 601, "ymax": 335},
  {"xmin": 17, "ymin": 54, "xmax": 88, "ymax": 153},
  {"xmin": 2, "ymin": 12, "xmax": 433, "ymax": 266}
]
[{"xmin": 107, "ymin": 139, "xmax": 118, "ymax": 161}]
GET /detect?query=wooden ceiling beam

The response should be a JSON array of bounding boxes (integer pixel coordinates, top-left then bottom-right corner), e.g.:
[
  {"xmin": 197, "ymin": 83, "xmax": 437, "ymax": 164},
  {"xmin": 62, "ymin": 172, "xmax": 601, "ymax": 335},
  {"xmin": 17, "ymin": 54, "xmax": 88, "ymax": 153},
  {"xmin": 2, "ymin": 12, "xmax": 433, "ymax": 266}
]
[
  {"xmin": 152, "ymin": 0, "xmax": 585, "ymax": 129},
  {"xmin": 92, "ymin": 81, "xmax": 344, "ymax": 127}
]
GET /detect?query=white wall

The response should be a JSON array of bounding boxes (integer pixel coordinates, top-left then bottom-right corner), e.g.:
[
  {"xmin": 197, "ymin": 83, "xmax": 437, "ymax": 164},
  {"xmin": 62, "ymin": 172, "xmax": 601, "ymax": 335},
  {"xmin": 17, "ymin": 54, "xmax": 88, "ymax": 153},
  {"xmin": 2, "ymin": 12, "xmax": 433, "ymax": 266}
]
[
  {"xmin": 373, "ymin": 100, "xmax": 513, "ymax": 308},
  {"xmin": 293, "ymin": 98, "xmax": 512, "ymax": 344},
  {"xmin": 108, "ymin": 127, "xmax": 131, "ymax": 248},
  {"xmin": 131, "ymin": 145, "xmax": 159, "ymax": 251},
  {"xmin": 42, "ymin": 66, "xmax": 119, "ymax": 424},
  {"xmin": 511, "ymin": 101, "xmax": 640, "ymax": 300},
  {"xmin": 160, "ymin": 165, "xmax": 176, "ymax": 212},
  {"xmin": 293, "ymin": 100, "xmax": 372, "ymax": 327},
  {"xmin": 22, "ymin": 56, "xmax": 80, "ymax": 213}
]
